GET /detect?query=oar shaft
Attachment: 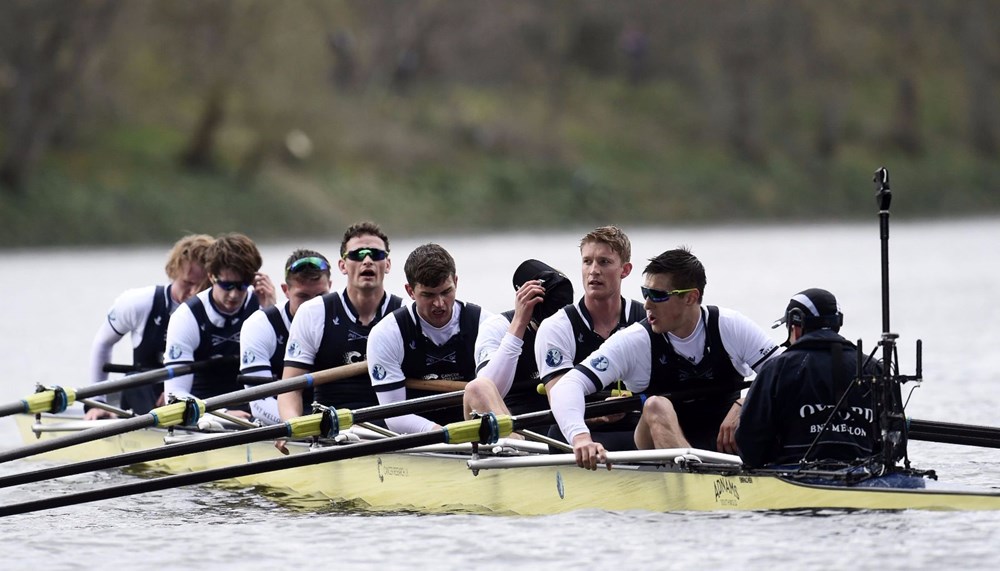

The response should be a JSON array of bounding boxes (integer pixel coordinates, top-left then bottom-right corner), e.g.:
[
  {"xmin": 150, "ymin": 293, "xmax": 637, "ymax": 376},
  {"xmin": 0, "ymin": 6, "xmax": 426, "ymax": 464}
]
[
  {"xmin": 0, "ymin": 358, "xmax": 236, "ymax": 419},
  {"xmin": 0, "ymin": 361, "xmax": 378, "ymax": 465},
  {"xmin": 0, "ymin": 430, "xmax": 445, "ymax": 518},
  {"xmin": 908, "ymin": 418, "xmax": 1000, "ymax": 449},
  {"xmin": 204, "ymin": 361, "xmax": 369, "ymax": 410},
  {"xmin": 351, "ymin": 391, "xmax": 464, "ymax": 424},
  {"xmin": 0, "ymin": 416, "xmax": 154, "ymax": 464},
  {"xmin": 76, "ymin": 357, "xmax": 236, "ymax": 402},
  {"xmin": 2, "ymin": 391, "xmax": 466, "ymax": 489},
  {"xmin": 0, "ymin": 424, "xmax": 289, "ymax": 489}
]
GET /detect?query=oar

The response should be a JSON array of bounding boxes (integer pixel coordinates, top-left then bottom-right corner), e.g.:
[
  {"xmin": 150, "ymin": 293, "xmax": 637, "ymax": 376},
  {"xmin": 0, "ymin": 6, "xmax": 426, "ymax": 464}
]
[
  {"xmin": 0, "ymin": 357, "xmax": 237, "ymax": 419},
  {"xmin": 0, "ymin": 397, "xmax": 641, "ymax": 518},
  {"xmin": 907, "ymin": 418, "xmax": 1000, "ymax": 449},
  {"xmin": 0, "ymin": 361, "xmax": 368, "ymax": 464},
  {"xmin": 0, "ymin": 390, "xmax": 465, "ymax": 489}
]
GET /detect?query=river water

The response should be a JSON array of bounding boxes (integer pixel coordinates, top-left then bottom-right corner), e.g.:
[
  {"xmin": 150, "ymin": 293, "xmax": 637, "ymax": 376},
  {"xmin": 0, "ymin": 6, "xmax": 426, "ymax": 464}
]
[{"xmin": 1, "ymin": 219, "xmax": 999, "ymax": 570}]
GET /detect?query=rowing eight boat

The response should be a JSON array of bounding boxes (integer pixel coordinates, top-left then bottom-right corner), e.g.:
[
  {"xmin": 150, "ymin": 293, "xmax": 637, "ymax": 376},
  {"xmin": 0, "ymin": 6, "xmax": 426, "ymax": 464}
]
[{"xmin": 12, "ymin": 413, "xmax": 1000, "ymax": 514}]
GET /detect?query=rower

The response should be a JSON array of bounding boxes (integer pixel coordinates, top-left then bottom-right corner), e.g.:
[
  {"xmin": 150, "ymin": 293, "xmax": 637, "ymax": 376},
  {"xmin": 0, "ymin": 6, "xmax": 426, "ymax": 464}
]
[
  {"xmin": 238, "ymin": 249, "xmax": 333, "ymax": 425},
  {"xmin": 366, "ymin": 243, "xmax": 491, "ymax": 434},
  {"xmin": 84, "ymin": 234, "xmax": 214, "ymax": 419},
  {"xmin": 549, "ymin": 247, "xmax": 780, "ymax": 470},
  {"xmin": 463, "ymin": 258, "xmax": 573, "ymax": 418},
  {"xmin": 277, "ymin": 222, "xmax": 403, "ymax": 429},
  {"xmin": 736, "ymin": 288, "xmax": 880, "ymax": 468},
  {"xmin": 163, "ymin": 233, "xmax": 277, "ymax": 419},
  {"xmin": 534, "ymin": 226, "xmax": 646, "ymax": 450}
]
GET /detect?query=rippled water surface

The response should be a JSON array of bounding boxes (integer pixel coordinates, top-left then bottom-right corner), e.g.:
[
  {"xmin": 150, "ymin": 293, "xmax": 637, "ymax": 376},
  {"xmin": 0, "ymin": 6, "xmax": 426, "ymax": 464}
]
[{"xmin": 2, "ymin": 220, "xmax": 1000, "ymax": 570}]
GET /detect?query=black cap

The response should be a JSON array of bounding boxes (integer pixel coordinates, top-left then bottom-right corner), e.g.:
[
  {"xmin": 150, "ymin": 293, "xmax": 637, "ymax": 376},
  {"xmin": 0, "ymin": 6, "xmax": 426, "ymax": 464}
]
[
  {"xmin": 772, "ymin": 288, "xmax": 843, "ymax": 345},
  {"xmin": 512, "ymin": 259, "xmax": 574, "ymax": 323}
]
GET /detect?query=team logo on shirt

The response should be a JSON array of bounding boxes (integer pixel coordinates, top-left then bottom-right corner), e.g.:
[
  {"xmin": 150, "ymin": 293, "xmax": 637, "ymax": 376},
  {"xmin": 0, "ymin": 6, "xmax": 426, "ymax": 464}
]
[
  {"xmin": 168, "ymin": 345, "xmax": 182, "ymax": 360},
  {"xmin": 590, "ymin": 355, "xmax": 610, "ymax": 371},
  {"xmin": 545, "ymin": 348, "xmax": 563, "ymax": 367},
  {"xmin": 287, "ymin": 340, "xmax": 302, "ymax": 358},
  {"xmin": 478, "ymin": 347, "xmax": 490, "ymax": 363},
  {"xmin": 426, "ymin": 352, "xmax": 457, "ymax": 366},
  {"xmin": 242, "ymin": 350, "xmax": 255, "ymax": 365},
  {"xmin": 108, "ymin": 309, "xmax": 117, "ymax": 323},
  {"xmin": 372, "ymin": 364, "xmax": 387, "ymax": 381}
]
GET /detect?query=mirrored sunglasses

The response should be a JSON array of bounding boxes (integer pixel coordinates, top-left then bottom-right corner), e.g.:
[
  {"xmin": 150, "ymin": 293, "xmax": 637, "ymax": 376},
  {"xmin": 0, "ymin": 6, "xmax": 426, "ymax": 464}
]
[
  {"xmin": 343, "ymin": 247, "xmax": 388, "ymax": 262},
  {"xmin": 286, "ymin": 256, "xmax": 331, "ymax": 276}
]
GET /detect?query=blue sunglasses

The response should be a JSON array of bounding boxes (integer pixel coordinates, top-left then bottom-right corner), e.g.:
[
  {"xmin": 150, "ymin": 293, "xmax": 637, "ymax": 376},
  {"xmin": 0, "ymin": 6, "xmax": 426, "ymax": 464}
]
[
  {"xmin": 641, "ymin": 286, "xmax": 697, "ymax": 303},
  {"xmin": 286, "ymin": 256, "xmax": 331, "ymax": 277}
]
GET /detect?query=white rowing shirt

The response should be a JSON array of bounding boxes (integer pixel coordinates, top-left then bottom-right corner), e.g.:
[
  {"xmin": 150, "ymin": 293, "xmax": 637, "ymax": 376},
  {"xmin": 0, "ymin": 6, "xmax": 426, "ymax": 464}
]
[
  {"xmin": 472, "ymin": 312, "xmax": 525, "ymax": 398},
  {"xmin": 366, "ymin": 301, "xmax": 492, "ymax": 434},
  {"xmin": 533, "ymin": 298, "xmax": 645, "ymax": 383},
  {"xmin": 164, "ymin": 287, "xmax": 257, "ymax": 400},
  {"xmin": 88, "ymin": 284, "xmax": 178, "ymax": 401},
  {"xmin": 550, "ymin": 305, "xmax": 779, "ymax": 442},
  {"xmin": 239, "ymin": 300, "xmax": 292, "ymax": 425}
]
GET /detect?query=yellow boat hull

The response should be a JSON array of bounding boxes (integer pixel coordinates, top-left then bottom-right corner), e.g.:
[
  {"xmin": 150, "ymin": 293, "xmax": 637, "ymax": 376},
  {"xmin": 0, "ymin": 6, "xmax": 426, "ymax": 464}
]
[{"xmin": 12, "ymin": 414, "xmax": 1000, "ymax": 514}]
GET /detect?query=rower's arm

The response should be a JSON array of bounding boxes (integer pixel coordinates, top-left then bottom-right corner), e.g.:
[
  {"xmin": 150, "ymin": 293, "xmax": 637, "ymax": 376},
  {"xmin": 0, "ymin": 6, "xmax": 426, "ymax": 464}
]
[
  {"xmin": 550, "ymin": 369, "xmax": 594, "ymax": 442},
  {"xmin": 278, "ymin": 365, "xmax": 308, "ymax": 421}
]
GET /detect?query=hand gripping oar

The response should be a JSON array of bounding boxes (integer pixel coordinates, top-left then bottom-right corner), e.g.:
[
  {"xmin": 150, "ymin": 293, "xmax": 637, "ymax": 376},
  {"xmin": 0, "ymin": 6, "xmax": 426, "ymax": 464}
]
[
  {"xmin": 0, "ymin": 390, "xmax": 466, "ymax": 489},
  {"xmin": 0, "ymin": 357, "xmax": 238, "ymax": 419},
  {"xmin": 0, "ymin": 397, "xmax": 641, "ymax": 518},
  {"xmin": 0, "ymin": 361, "xmax": 369, "ymax": 464}
]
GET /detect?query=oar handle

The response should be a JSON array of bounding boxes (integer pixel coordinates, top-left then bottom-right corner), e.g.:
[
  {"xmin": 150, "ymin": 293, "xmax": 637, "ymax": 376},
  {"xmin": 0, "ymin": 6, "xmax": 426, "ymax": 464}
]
[{"xmin": 405, "ymin": 379, "xmax": 467, "ymax": 392}]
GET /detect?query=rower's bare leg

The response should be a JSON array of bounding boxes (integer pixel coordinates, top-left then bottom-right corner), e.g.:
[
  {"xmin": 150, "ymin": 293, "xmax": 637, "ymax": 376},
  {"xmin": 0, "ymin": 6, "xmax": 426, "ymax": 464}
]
[
  {"xmin": 463, "ymin": 377, "xmax": 511, "ymax": 419},
  {"xmin": 634, "ymin": 395, "xmax": 689, "ymax": 449}
]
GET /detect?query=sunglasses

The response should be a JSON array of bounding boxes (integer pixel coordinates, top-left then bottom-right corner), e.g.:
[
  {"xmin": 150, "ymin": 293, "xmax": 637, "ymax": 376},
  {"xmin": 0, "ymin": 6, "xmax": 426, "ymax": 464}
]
[
  {"xmin": 343, "ymin": 247, "xmax": 388, "ymax": 262},
  {"xmin": 286, "ymin": 256, "xmax": 331, "ymax": 276},
  {"xmin": 640, "ymin": 286, "xmax": 697, "ymax": 303},
  {"xmin": 213, "ymin": 277, "xmax": 251, "ymax": 291}
]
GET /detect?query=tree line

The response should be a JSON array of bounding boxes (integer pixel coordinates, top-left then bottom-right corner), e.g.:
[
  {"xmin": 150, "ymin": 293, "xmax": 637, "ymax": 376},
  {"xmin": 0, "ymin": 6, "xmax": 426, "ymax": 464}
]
[{"xmin": 1, "ymin": 0, "xmax": 997, "ymax": 210}]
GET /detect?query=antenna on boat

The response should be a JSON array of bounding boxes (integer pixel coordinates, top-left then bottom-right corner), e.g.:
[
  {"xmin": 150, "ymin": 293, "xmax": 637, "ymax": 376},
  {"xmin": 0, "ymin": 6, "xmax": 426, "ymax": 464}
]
[{"xmin": 872, "ymin": 167, "xmax": 912, "ymax": 469}]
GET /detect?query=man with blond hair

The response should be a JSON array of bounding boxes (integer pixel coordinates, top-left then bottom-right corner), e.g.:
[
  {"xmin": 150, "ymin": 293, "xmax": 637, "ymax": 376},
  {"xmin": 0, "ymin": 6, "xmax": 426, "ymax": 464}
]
[
  {"xmin": 533, "ymin": 226, "xmax": 646, "ymax": 449},
  {"xmin": 85, "ymin": 234, "xmax": 214, "ymax": 419}
]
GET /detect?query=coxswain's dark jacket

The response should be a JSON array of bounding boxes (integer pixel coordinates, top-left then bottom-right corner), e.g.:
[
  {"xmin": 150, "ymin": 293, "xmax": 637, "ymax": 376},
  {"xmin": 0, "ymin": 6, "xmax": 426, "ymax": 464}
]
[{"xmin": 736, "ymin": 329, "xmax": 878, "ymax": 468}]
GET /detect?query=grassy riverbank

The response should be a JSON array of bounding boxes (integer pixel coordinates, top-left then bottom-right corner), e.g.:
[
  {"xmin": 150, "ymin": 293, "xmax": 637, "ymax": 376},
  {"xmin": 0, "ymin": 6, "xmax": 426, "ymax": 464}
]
[{"xmin": 3, "ymin": 80, "xmax": 999, "ymax": 249}]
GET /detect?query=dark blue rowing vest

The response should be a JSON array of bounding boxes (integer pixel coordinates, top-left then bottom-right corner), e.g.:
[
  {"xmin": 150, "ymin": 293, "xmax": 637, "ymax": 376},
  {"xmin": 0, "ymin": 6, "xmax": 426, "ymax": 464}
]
[
  {"xmin": 261, "ymin": 305, "xmax": 290, "ymax": 375},
  {"xmin": 122, "ymin": 285, "xmax": 171, "ymax": 414},
  {"xmin": 392, "ymin": 301, "xmax": 482, "ymax": 425},
  {"xmin": 188, "ymin": 294, "xmax": 260, "ymax": 409},
  {"xmin": 643, "ymin": 305, "xmax": 744, "ymax": 450},
  {"xmin": 310, "ymin": 292, "xmax": 403, "ymax": 410}
]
